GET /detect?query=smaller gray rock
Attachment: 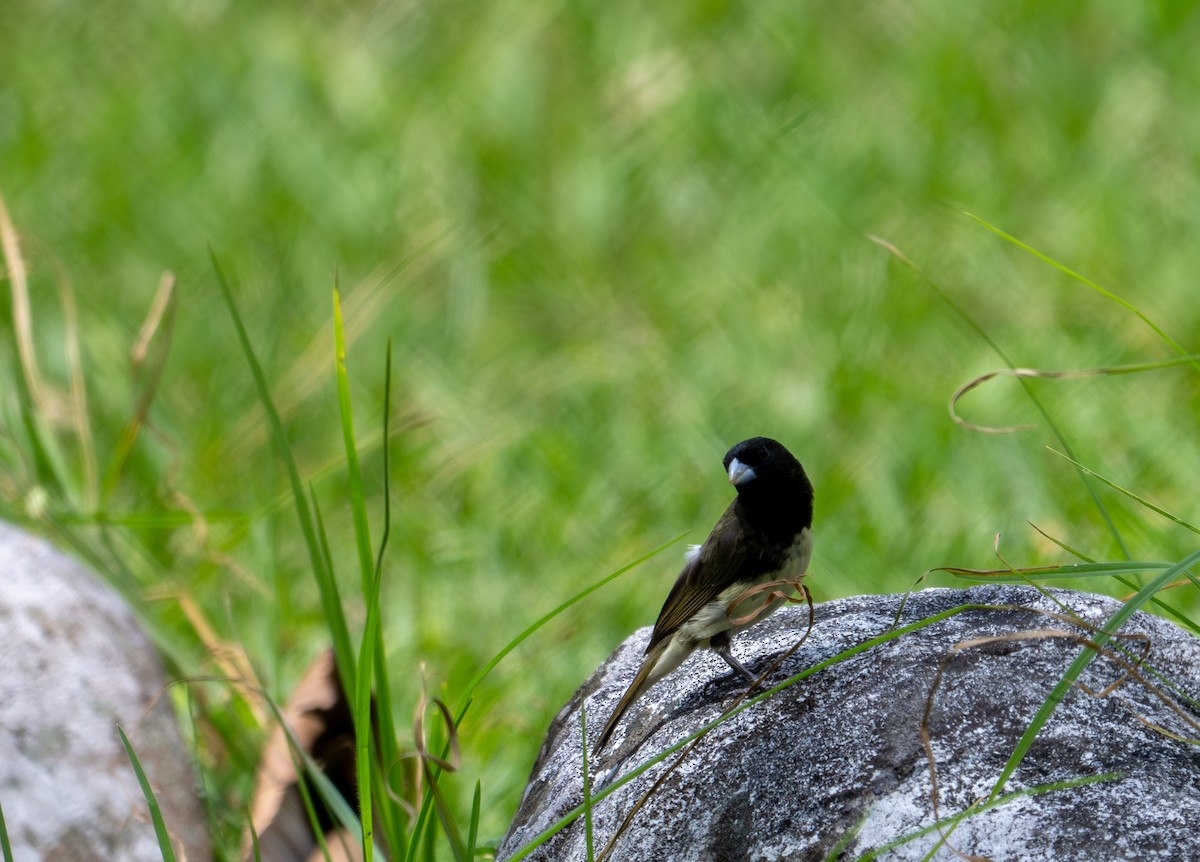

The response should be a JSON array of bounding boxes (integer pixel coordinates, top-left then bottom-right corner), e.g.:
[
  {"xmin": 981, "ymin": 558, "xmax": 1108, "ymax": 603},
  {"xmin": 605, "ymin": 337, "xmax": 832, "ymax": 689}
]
[
  {"xmin": 500, "ymin": 585, "xmax": 1200, "ymax": 861},
  {"xmin": 0, "ymin": 521, "xmax": 210, "ymax": 862}
]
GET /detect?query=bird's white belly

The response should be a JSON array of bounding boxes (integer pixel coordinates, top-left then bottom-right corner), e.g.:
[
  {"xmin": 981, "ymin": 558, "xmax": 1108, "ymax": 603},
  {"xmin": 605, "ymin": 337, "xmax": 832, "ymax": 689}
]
[{"xmin": 680, "ymin": 526, "xmax": 813, "ymax": 645}]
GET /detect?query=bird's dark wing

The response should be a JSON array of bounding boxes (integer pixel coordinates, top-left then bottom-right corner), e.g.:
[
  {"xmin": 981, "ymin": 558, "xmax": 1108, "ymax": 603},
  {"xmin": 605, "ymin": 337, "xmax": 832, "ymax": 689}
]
[{"xmin": 646, "ymin": 502, "xmax": 750, "ymax": 652}]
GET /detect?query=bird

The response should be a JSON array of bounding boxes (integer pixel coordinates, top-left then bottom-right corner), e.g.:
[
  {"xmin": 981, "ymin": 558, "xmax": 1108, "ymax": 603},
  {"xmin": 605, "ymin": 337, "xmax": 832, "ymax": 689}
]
[{"xmin": 595, "ymin": 436, "xmax": 814, "ymax": 752}]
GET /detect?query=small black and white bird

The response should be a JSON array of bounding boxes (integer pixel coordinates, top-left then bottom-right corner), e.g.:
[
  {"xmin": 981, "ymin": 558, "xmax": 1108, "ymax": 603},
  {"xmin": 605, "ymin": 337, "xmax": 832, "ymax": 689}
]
[{"xmin": 596, "ymin": 436, "xmax": 814, "ymax": 751}]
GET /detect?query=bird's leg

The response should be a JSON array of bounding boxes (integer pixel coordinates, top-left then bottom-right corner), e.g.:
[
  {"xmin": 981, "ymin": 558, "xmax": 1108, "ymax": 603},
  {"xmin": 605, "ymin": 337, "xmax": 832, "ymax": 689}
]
[{"xmin": 710, "ymin": 631, "xmax": 755, "ymax": 681}]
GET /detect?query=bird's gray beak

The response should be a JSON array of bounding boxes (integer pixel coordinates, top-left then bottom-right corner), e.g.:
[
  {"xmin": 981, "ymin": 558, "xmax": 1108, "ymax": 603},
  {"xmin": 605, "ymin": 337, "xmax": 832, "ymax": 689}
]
[{"xmin": 728, "ymin": 457, "xmax": 756, "ymax": 487}]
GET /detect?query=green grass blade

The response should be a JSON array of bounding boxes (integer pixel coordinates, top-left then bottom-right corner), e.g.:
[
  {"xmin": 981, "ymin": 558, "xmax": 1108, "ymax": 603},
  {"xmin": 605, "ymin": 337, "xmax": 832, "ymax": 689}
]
[
  {"xmin": 309, "ymin": 487, "xmax": 357, "ymax": 693},
  {"xmin": 117, "ymin": 725, "xmax": 178, "ymax": 862},
  {"xmin": 404, "ymin": 783, "xmax": 438, "ymax": 862},
  {"xmin": 371, "ymin": 340, "xmax": 404, "ymax": 857},
  {"xmin": 1047, "ymin": 448, "xmax": 1200, "ymax": 536},
  {"xmin": 247, "ymin": 816, "xmax": 262, "ymax": 862},
  {"xmin": 353, "ymin": 339, "xmax": 396, "ymax": 860},
  {"xmin": 181, "ymin": 690, "xmax": 223, "ymax": 862},
  {"xmin": 399, "ymin": 795, "xmax": 438, "ymax": 862},
  {"xmin": 939, "ymin": 561, "xmax": 1174, "ymax": 581},
  {"xmin": 964, "ymin": 212, "xmax": 1200, "ymax": 376},
  {"xmin": 356, "ymin": 563, "xmax": 385, "ymax": 861},
  {"xmin": 302, "ymin": 753, "xmax": 368, "ymax": 848},
  {"xmin": 15, "ymin": 399, "xmax": 74, "ymax": 499},
  {"xmin": 425, "ymin": 762, "xmax": 469, "ymax": 862},
  {"xmin": 821, "ymin": 811, "xmax": 866, "ymax": 862},
  {"xmin": 292, "ymin": 724, "xmax": 337, "ymax": 862},
  {"xmin": 211, "ymin": 251, "xmax": 357, "ymax": 694},
  {"xmin": 987, "ymin": 547, "xmax": 1200, "ymax": 800},
  {"xmin": 422, "ymin": 816, "xmax": 436, "ymax": 862},
  {"xmin": 466, "ymin": 781, "xmax": 482, "ymax": 860},
  {"xmin": 940, "ymin": 559, "xmax": 1200, "ymax": 635},
  {"xmin": 333, "ymin": 291, "xmax": 403, "ymax": 855},
  {"xmin": 0, "ymin": 795, "xmax": 13, "ymax": 862},
  {"xmin": 260, "ymin": 691, "xmax": 381, "ymax": 856},
  {"xmin": 1025, "ymin": 524, "xmax": 1094, "ymax": 563},
  {"xmin": 373, "ymin": 343, "xmax": 394, "ymax": 587},
  {"xmin": 333, "ymin": 287, "xmax": 377, "ymax": 605},
  {"xmin": 581, "ymin": 699, "xmax": 595, "ymax": 862}
]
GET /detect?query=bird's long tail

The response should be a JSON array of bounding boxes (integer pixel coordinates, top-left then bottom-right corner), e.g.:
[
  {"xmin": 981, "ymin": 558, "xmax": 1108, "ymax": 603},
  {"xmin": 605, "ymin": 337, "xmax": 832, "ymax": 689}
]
[{"xmin": 595, "ymin": 641, "xmax": 669, "ymax": 751}]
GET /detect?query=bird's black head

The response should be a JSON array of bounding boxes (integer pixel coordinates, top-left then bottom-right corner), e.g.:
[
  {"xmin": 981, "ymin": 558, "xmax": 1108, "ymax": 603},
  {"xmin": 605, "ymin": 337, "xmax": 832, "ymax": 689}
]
[{"xmin": 723, "ymin": 437, "xmax": 814, "ymax": 524}]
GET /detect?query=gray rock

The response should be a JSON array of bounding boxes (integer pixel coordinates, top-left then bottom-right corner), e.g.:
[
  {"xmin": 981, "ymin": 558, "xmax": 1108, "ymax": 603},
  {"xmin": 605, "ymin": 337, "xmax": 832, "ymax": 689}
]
[
  {"xmin": 500, "ymin": 585, "xmax": 1200, "ymax": 861},
  {"xmin": 0, "ymin": 521, "xmax": 210, "ymax": 861}
]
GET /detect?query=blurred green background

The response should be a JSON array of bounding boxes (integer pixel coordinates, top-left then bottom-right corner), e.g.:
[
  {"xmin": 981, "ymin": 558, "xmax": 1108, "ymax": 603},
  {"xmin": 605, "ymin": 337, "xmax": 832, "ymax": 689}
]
[{"xmin": 3, "ymin": 0, "xmax": 1200, "ymax": 853}]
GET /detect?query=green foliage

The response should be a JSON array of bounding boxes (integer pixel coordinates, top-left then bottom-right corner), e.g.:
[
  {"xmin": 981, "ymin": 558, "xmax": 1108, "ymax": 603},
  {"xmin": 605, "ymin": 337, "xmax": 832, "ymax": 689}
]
[{"xmin": 3, "ymin": 0, "xmax": 1200, "ymax": 855}]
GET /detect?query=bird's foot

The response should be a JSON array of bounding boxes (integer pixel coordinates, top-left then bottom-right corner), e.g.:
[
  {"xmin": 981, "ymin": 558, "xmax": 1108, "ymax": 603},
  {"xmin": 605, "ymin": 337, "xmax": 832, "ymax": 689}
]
[{"xmin": 710, "ymin": 631, "xmax": 756, "ymax": 682}]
